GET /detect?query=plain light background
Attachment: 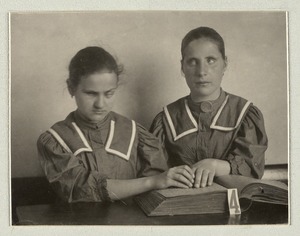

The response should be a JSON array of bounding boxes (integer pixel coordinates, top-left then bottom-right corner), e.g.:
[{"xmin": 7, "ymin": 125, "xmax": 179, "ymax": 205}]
[{"xmin": 10, "ymin": 11, "xmax": 287, "ymax": 178}]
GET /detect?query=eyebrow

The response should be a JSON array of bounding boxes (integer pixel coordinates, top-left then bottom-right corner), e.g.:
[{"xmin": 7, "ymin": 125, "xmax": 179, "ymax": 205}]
[
  {"xmin": 108, "ymin": 87, "xmax": 118, "ymax": 91},
  {"xmin": 82, "ymin": 89, "xmax": 97, "ymax": 93},
  {"xmin": 82, "ymin": 87, "xmax": 118, "ymax": 93},
  {"xmin": 185, "ymin": 54, "xmax": 219, "ymax": 61}
]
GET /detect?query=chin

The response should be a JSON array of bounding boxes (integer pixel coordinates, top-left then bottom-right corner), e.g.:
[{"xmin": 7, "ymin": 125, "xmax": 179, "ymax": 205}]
[
  {"xmin": 195, "ymin": 89, "xmax": 213, "ymax": 97},
  {"xmin": 95, "ymin": 113, "xmax": 109, "ymax": 121},
  {"xmin": 86, "ymin": 116, "xmax": 102, "ymax": 123}
]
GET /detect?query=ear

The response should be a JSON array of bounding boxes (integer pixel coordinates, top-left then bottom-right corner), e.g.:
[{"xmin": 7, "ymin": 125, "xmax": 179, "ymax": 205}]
[
  {"xmin": 67, "ymin": 79, "xmax": 75, "ymax": 97},
  {"xmin": 223, "ymin": 56, "xmax": 228, "ymax": 72},
  {"xmin": 180, "ymin": 59, "xmax": 185, "ymax": 77}
]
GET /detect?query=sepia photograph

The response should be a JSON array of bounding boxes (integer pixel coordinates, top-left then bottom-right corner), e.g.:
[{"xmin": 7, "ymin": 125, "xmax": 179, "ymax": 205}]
[{"xmin": 9, "ymin": 11, "xmax": 289, "ymax": 227}]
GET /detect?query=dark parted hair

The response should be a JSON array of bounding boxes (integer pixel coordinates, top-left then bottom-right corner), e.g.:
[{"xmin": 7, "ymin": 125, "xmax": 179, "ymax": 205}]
[
  {"xmin": 181, "ymin": 26, "xmax": 226, "ymax": 60},
  {"xmin": 68, "ymin": 46, "xmax": 123, "ymax": 89}
]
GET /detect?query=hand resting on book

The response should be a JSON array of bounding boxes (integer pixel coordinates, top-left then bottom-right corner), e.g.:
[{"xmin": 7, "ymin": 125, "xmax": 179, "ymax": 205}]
[
  {"xmin": 192, "ymin": 159, "xmax": 231, "ymax": 188},
  {"xmin": 152, "ymin": 165, "xmax": 195, "ymax": 189}
]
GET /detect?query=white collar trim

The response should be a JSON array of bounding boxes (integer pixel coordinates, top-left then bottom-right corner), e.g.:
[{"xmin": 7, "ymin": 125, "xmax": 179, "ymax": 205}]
[
  {"xmin": 105, "ymin": 120, "xmax": 136, "ymax": 161},
  {"xmin": 48, "ymin": 123, "xmax": 93, "ymax": 156},
  {"xmin": 164, "ymin": 99, "xmax": 198, "ymax": 141},
  {"xmin": 48, "ymin": 128, "xmax": 72, "ymax": 153},
  {"xmin": 164, "ymin": 95, "xmax": 252, "ymax": 140},
  {"xmin": 210, "ymin": 96, "xmax": 251, "ymax": 131},
  {"xmin": 71, "ymin": 122, "xmax": 93, "ymax": 156}
]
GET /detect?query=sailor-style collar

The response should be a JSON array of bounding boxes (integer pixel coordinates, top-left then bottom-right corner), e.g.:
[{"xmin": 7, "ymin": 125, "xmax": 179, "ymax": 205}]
[
  {"xmin": 164, "ymin": 92, "xmax": 252, "ymax": 141},
  {"xmin": 48, "ymin": 112, "xmax": 136, "ymax": 161}
]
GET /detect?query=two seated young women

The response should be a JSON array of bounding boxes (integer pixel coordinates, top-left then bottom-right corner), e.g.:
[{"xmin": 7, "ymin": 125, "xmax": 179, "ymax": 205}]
[{"xmin": 37, "ymin": 27, "xmax": 267, "ymax": 203}]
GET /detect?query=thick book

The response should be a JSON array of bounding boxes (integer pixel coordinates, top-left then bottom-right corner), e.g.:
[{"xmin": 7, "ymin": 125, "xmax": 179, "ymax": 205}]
[{"xmin": 135, "ymin": 175, "xmax": 288, "ymax": 216}]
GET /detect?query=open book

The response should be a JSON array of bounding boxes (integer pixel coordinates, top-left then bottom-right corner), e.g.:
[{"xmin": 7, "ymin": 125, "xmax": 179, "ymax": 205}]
[{"xmin": 135, "ymin": 175, "xmax": 288, "ymax": 216}]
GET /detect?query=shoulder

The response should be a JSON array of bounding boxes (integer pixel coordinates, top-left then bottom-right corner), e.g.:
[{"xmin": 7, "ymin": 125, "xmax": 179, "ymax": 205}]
[
  {"xmin": 150, "ymin": 96, "xmax": 188, "ymax": 132},
  {"xmin": 109, "ymin": 112, "xmax": 158, "ymax": 142},
  {"xmin": 110, "ymin": 111, "xmax": 137, "ymax": 129},
  {"xmin": 149, "ymin": 110, "xmax": 164, "ymax": 134},
  {"xmin": 109, "ymin": 112, "xmax": 151, "ymax": 143},
  {"xmin": 37, "ymin": 129, "xmax": 63, "ymax": 153},
  {"xmin": 37, "ymin": 112, "xmax": 75, "ymax": 149},
  {"xmin": 225, "ymin": 92, "xmax": 264, "ymax": 116},
  {"xmin": 110, "ymin": 111, "xmax": 157, "ymax": 133},
  {"xmin": 225, "ymin": 92, "xmax": 249, "ymax": 106},
  {"xmin": 223, "ymin": 92, "xmax": 254, "ymax": 118},
  {"xmin": 37, "ymin": 130, "xmax": 54, "ymax": 145},
  {"xmin": 110, "ymin": 111, "xmax": 133, "ymax": 123},
  {"xmin": 244, "ymin": 104, "xmax": 265, "ymax": 126},
  {"xmin": 152, "ymin": 111, "xmax": 164, "ymax": 124},
  {"xmin": 224, "ymin": 92, "xmax": 265, "ymax": 127},
  {"xmin": 150, "ymin": 96, "xmax": 188, "ymax": 120},
  {"xmin": 165, "ymin": 96, "xmax": 187, "ymax": 109},
  {"xmin": 49, "ymin": 112, "xmax": 75, "ymax": 130}
]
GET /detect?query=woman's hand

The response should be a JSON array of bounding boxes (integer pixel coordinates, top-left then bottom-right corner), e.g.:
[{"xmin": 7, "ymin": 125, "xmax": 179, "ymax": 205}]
[
  {"xmin": 192, "ymin": 159, "xmax": 230, "ymax": 188},
  {"xmin": 152, "ymin": 165, "xmax": 195, "ymax": 189}
]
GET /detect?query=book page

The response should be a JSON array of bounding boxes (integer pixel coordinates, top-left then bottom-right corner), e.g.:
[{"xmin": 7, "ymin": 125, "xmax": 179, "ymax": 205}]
[{"xmin": 215, "ymin": 175, "xmax": 288, "ymax": 194}]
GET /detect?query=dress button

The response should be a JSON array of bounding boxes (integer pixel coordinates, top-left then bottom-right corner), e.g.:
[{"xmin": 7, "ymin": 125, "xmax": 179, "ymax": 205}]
[{"xmin": 200, "ymin": 101, "xmax": 213, "ymax": 113}]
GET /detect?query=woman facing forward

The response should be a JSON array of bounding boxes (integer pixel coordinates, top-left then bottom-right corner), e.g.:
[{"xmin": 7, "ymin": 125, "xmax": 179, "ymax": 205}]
[
  {"xmin": 151, "ymin": 27, "xmax": 268, "ymax": 188},
  {"xmin": 37, "ymin": 46, "xmax": 194, "ymax": 203}
]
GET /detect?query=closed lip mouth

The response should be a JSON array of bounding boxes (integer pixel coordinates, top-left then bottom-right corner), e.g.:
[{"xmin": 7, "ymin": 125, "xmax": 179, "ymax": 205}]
[
  {"xmin": 195, "ymin": 81, "xmax": 210, "ymax": 84},
  {"xmin": 93, "ymin": 110, "xmax": 106, "ymax": 114}
]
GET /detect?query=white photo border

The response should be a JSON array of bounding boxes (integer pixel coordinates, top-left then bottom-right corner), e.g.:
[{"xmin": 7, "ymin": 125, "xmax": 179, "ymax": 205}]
[{"xmin": 2, "ymin": 0, "xmax": 300, "ymax": 235}]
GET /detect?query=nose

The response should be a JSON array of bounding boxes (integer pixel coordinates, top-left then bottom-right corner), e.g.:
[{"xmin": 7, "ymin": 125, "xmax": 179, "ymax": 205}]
[
  {"xmin": 94, "ymin": 95, "xmax": 105, "ymax": 109},
  {"xmin": 196, "ymin": 60, "xmax": 207, "ymax": 76}
]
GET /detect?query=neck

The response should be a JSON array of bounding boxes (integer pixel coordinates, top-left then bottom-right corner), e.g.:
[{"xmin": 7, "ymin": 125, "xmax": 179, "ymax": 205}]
[{"xmin": 191, "ymin": 88, "xmax": 221, "ymax": 103}]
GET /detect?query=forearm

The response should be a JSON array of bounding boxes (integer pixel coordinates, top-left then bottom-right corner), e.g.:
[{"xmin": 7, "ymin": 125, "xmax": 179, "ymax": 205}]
[
  {"xmin": 106, "ymin": 165, "xmax": 195, "ymax": 200},
  {"xmin": 106, "ymin": 176, "xmax": 157, "ymax": 200}
]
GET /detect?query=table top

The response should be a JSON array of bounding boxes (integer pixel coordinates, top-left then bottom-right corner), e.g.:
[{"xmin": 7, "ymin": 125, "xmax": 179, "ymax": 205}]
[{"xmin": 15, "ymin": 199, "xmax": 289, "ymax": 225}]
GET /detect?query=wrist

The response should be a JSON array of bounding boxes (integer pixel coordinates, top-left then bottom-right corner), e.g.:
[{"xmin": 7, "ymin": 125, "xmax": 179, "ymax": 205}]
[
  {"xmin": 144, "ymin": 175, "xmax": 158, "ymax": 190},
  {"xmin": 215, "ymin": 159, "xmax": 231, "ymax": 176}
]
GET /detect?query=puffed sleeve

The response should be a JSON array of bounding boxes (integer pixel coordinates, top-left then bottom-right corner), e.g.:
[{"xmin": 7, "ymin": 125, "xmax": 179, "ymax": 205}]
[
  {"xmin": 149, "ymin": 112, "xmax": 171, "ymax": 166},
  {"xmin": 150, "ymin": 112, "xmax": 165, "ymax": 143},
  {"xmin": 136, "ymin": 122, "xmax": 168, "ymax": 177},
  {"xmin": 226, "ymin": 105, "xmax": 268, "ymax": 179},
  {"xmin": 37, "ymin": 132, "xmax": 111, "ymax": 203}
]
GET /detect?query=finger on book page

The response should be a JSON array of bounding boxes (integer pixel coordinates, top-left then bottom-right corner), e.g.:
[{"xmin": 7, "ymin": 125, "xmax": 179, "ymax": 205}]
[
  {"xmin": 194, "ymin": 168, "xmax": 203, "ymax": 188},
  {"xmin": 200, "ymin": 169, "xmax": 210, "ymax": 187},
  {"xmin": 176, "ymin": 166, "xmax": 194, "ymax": 183},
  {"xmin": 174, "ymin": 173, "xmax": 193, "ymax": 187},
  {"xmin": 182, "ymin": 165, "xmax": 195, "ymax": 179},
  {"xmin": 207, "ymin": 172, "xmax": 214, "ymax": 186},
  {"xmin": 170, "ymin": 179, "xmax": 190, "ymax": 189}
]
